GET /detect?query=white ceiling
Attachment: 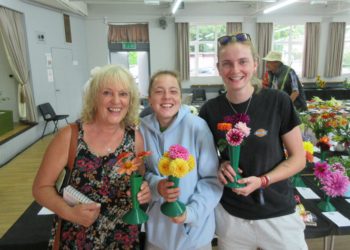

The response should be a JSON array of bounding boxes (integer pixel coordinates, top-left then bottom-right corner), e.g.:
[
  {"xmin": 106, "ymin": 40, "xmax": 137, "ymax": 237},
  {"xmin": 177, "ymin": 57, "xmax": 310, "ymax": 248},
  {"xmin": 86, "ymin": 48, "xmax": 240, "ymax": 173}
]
[{"xmin": 25, "ymin": 0, "xmax": 350, "ymax": 16}]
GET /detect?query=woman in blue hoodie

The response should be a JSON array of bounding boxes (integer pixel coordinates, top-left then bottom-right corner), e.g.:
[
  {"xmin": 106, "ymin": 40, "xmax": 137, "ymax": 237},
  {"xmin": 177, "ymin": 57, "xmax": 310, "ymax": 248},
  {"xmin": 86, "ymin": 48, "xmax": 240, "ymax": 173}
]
[{"xmin": 140, "ymin": 70, "xmax": 223, "ymax": 250}]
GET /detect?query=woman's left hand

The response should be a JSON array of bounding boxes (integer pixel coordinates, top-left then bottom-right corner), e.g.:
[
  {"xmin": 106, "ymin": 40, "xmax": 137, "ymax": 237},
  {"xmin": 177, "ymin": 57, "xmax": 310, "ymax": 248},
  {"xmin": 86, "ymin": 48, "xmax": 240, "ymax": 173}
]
[
  {"xmin": 232, "ymin": 176, "xmax": 261, "ymax": 196},
  {"xmin": 137, "ymin": 181, "xmax": 151, "ymax": 204}
]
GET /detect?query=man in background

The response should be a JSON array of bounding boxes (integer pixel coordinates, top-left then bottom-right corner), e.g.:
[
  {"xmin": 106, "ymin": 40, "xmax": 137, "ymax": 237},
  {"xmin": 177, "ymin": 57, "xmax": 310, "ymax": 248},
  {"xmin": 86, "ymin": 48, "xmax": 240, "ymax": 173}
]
[{"xmin": 263, "ymin": 51, "xmax": 307, "ymax": 111}]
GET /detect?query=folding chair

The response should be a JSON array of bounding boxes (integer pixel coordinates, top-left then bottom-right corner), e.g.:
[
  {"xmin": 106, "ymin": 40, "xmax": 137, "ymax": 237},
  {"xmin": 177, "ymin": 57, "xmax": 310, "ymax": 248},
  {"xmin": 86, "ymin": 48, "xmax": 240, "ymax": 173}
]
[{"xmin": 38, "ymin": 103, "xmax": 69, "ymax": 138}]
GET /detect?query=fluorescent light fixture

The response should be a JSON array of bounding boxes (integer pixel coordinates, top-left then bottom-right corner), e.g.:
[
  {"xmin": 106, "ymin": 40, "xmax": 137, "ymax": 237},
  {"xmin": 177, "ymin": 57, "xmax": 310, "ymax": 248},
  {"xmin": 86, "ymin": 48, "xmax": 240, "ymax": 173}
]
[
  {"xmin": 310, "ymin": 0, "xmax": 327, "ymax": 4},
  {"xmin": 171, "ymin": 0, "xmax": 183, "ymax": 14},
  {"xmin": 144, "ymin": 0, "xmax": 160, "ymax": 5},
  {"xmin": 263, "ymin": 0, "xmax": 298, "ymax": 14}
]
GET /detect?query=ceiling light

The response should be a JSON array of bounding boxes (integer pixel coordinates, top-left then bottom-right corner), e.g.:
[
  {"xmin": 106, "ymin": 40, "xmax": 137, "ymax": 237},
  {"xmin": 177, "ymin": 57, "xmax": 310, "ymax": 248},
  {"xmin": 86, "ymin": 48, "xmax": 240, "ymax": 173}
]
[
  {"xmin": 310, "ymin": 0, "xmax": 327, "ymax": 4},
  {"xmin": 171, "ymin": 0, "xmax": 183, "ymax": 15},
  {"xmin": 263, "ymin": 0, "xmax": 298, "ymax": 14},
  {"xmin": 144, "ymin": 0, "xmax": 160, "ymax": 5}
]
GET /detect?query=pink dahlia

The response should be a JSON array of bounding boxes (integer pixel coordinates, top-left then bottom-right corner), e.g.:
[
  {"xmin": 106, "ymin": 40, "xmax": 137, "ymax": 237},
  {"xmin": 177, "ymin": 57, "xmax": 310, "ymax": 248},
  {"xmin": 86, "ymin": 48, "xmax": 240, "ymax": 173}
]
[
  {"xmin": 331, "ymin": 162, "xmax": 346, "ymax": 174},
  {"xmin": 321, "ymin": 172, "xmax": 350, "ymax": 197},
  {"xmin": 226, "ymin": 128, "xmax": 244, "ymax": 146},
  {"xmin": 224, "ymin": 113, "xmax": 250, "ymax": 125},
  {"xmin": 314, "ymin": 161, "xmax": 331, "ymax": 179},
  {"xmin": 235, "ymin": 122, "xmax": 251, "ymax": 137},
  {"xmin": 168, "ymin": 144, "xmax": 190, "ymax": 160}
]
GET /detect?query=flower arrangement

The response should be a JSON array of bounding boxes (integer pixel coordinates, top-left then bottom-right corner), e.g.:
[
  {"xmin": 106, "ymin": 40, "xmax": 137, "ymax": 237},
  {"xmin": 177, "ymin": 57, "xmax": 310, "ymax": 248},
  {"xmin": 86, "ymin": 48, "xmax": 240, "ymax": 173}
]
[
  {"xmin": 217, "ymin": 113, "xmax": 251, "ymax": 151},
  {"xmin": 217, "ymin": 113, "xmax": 251, "ymax": 188},
  {"xmin": 116, "ymin": 151, "xmax": 151, "ymax": 225},
  {"xmin": 292, "ymin": 141, "xmax": 314, "ymax": 187},
  {"xmin": 117, "ymin": 151, "xmax": 152, "ymax": 175},
  {"xmin": 158, "ymin": 144, "xmax": 195, "ymax": 178},
  {"xmin": 158, "ymin": 144, "xmax": 195, "ymax": 217},
  {"xmin": 315, "ymin": 75, "xmax": 326, "ymax": 89},
  {"xmin": 314, "ymin": 161, "xmax": 350, "ymax": 197},
  {"xmin": 303, "ymin": 141, "xmax": 314, "ymax": 163},
  {"xmin": 314, "ymin": 160, "xmax": 350, "ymax": 212},
  {"xmin": 333, "ymin": 116, "xmax": 350, "ymax": 151}
]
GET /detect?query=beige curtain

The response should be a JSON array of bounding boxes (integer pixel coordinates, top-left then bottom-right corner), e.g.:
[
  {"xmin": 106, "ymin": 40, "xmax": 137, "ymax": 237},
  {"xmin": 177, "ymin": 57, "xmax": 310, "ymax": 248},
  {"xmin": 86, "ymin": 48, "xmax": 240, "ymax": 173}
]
[
  {"xmin": 324, "ymin": 22, "xmax": 346, "ymax": 77},
  {"xmin": 226, "ymin": 22, "xmax": 242, "ymax": 34},
  {"xmin": 0, "ymin": 7, "xmax": 37, "ymax": 122},
  {"xmin": 175, "ymin": 23, "xmax": 189, "ymax": 81},
  {"xmin": 256, "ymin": 23, "xmax": 273, "ymax": 78},
  {"xmin": 303, "ymin": 22, "xmax": 320, "ymax": 78},
  {"xmin": 108, "ymin": 24, "xmax": 149, "ymax": 43}
]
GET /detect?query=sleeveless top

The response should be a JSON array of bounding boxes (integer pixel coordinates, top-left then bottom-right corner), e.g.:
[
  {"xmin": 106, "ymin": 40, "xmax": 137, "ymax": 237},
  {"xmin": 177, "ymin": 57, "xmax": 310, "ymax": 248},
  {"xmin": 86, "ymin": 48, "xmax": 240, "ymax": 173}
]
[{"xmin": 49, "ymin": 122, "xmax": 140, "ymax": 250}]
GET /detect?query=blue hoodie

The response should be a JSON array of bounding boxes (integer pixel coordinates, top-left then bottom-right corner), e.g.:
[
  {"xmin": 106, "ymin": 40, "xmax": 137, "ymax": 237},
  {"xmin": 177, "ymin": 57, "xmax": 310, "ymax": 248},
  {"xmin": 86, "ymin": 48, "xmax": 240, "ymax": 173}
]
[{"xmin": 140, "ymin": 105, "xmax": 223, "ymax": 250}]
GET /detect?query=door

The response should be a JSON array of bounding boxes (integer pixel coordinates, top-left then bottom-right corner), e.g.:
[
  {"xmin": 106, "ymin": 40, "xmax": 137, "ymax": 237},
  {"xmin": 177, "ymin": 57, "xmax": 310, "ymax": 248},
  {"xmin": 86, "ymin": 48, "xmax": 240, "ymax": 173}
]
[{"xmin": 51, "ymin": 48, "xmax": 81, "ymax": 121}]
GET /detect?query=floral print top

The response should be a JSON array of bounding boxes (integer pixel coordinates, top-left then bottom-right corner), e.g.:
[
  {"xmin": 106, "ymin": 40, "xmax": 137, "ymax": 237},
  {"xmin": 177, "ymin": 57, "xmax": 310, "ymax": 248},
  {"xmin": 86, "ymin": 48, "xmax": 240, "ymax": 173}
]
[{"xmin": 50, "ymin": 122, "xmax": 140, "ymax": 250}]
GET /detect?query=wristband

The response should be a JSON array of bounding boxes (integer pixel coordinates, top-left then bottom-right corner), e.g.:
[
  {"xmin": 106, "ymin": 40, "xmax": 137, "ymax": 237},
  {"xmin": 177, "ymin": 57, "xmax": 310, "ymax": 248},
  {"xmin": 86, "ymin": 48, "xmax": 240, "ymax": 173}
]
[{"xmin": 260, "ymin": 175, "xmax": 270, "ymax": 189}]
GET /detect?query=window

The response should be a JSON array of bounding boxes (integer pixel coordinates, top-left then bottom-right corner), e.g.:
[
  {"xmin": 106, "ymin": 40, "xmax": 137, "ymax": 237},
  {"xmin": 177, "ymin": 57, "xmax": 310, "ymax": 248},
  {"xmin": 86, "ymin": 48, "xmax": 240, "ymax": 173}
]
[
  {"xmin": 342, "ymin": 25, "xmax": 350, "ymax": 74},
  {"xmin": 272, "ymin": 25, "xmax": 305, "ymax": 76},
  {"xmin": 189, "ymin": 24, "xmax": 226, "ymax": 77}
]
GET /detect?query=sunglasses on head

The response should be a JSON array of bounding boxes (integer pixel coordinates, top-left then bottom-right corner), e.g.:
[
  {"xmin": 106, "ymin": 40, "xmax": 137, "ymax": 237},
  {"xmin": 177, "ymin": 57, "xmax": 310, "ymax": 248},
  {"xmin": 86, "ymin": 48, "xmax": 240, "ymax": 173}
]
[{"xmin": 217, "ymin": 33, "xmax": 251, "ymax": 46}]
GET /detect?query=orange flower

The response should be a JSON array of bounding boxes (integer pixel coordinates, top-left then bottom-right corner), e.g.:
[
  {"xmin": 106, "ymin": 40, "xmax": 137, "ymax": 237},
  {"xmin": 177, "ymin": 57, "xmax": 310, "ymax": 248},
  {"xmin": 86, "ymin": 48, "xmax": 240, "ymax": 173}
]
[
  {"xmin": 116, "ymin": 151, "xmax": 152, "ymax": 175},
  {"xmin": 319, "ymin": 136, "xmax": 330, "ymax": 144},
  {"xmin": 117, "ymin": 159, "xmax": 139, "ymax": 175},
  {"xmin": 217, "ymin": 123, "xmax": 232, "ymax": 131},
  {"xmin": 137, "ymin": 151, "xmax": 152, "ymax": 159}
]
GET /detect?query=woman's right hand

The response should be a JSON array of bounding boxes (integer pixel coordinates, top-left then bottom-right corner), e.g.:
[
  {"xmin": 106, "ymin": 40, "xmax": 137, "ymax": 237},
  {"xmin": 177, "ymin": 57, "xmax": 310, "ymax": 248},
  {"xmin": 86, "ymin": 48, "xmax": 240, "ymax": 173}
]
[
  {"xmin": 157, "ymin": 179, "xmax": 180, "ymax": 202},
  {"xmin": 69, "ymin": 203, "xmax": 101, "ymax": 227},
  {"xmin": 218, "ymin": 161, "xmax": 237, "ymax": 185}
]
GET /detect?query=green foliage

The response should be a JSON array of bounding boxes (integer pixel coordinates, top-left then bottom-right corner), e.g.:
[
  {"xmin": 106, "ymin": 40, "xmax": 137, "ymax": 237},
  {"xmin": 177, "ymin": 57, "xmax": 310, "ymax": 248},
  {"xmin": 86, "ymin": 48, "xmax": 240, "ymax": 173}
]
[
  {"xmin": 128, "ymin": 52, "xmax": 137, "ymax": 65},
  {"xmin": 217, "ymin": 138, "xmax": 228, "ymax": 152},
  {"xmin": 327, "ymin": 156, "xmax": 350, "ymax": 177}
]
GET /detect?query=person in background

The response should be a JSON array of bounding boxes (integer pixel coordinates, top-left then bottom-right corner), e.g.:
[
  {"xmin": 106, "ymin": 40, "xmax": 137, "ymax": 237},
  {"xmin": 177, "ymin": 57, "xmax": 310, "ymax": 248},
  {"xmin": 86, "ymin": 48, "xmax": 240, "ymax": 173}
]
[
  {"xmin": 140, "ymin": 70, "xmax": 223, "ymax": 250},
  {"xmin": 33, "ymin": 64, "xmax": 151, "ymax": 249},
  {"xmin": 199, "ymin": 33, "xmax": 307, "ymax": 250},
  {"xmin": 262, "ymin": 50, "xmax": 307, "ymax": 111}
]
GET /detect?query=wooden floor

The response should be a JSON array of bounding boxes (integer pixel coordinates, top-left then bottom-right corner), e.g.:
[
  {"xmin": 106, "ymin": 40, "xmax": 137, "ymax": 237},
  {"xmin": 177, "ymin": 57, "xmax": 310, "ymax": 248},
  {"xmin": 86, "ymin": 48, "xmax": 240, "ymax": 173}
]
[{"xmin": 0, "ymin": 133, "xmax": 349, "ymax": 249}]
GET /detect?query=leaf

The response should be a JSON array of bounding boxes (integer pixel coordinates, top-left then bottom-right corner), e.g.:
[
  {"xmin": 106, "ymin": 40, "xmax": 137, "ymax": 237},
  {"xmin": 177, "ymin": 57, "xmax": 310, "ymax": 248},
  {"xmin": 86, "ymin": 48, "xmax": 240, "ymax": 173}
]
[{"xmin": 217, "ymin": 139, "xmax": 228, "ymax": 152}]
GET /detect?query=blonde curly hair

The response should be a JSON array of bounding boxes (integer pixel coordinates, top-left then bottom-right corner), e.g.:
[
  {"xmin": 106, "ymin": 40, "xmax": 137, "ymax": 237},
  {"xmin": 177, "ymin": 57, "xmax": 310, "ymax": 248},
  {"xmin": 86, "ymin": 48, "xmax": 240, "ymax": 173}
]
[{"xmin": 81, "ymin": 64, "xmax": 140, "ymax": 127}]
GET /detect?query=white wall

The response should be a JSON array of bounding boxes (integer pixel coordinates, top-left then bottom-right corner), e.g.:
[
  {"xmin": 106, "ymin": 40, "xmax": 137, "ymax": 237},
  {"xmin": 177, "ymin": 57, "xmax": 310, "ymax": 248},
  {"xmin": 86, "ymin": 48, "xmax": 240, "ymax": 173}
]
[{"xmin": 0, "ymin": 0, "xmax": 89, "ymax": 165}]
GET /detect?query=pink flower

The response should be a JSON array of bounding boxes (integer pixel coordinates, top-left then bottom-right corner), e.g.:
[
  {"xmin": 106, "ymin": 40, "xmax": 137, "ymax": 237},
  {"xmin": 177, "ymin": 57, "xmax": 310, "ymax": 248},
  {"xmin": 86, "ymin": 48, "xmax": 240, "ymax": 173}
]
[
  {"xmin": 321, "ymin": 171, "xmax": 350, "ymax": 197},
  {"xmin": 226, "ymin": 128, "xmax": 244, "ymax": 146},
  {"xmin": 314, "ymin": 162, "xmax": 331, "ymax": 179},
  {"xmin": 235, "ymin": 122, "xmax": 250, "ymax": 137},
  {"xmin": 168, "ymin": 144, "xmax": 190, "ymax": 160},
  {"xmin": 331, "ymin": 162, "xmax": 346, "ymax": 174}
]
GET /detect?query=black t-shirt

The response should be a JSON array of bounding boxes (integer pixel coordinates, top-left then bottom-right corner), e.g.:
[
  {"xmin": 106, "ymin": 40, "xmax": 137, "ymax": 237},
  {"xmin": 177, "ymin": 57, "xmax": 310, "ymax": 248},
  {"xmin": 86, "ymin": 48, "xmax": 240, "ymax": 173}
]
[{"xmin": 199, "ymin": 88, "xmax": 301, "ymax": 220}]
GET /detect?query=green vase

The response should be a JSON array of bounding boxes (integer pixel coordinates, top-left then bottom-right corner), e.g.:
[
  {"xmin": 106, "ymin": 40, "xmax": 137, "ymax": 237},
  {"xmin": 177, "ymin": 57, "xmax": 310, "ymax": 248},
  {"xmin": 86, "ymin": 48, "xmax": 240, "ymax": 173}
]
[
  {"xmin": 291, "ymin": 173, "xmax": 306, "ymax": 187},
  {"xmin": 317, "ymin": 195, "xmax": 336, "ymax": 212},
  {"xmin": 123, "ymin": 173, "xmax": 149, "ymax": 224},
  {"xmin": 225, "ymin": 145, "xmax": 245, "ymax": 188},
  {"xmin": 160, "ymin": 175, "xmax": 186, "ymax": 218}
]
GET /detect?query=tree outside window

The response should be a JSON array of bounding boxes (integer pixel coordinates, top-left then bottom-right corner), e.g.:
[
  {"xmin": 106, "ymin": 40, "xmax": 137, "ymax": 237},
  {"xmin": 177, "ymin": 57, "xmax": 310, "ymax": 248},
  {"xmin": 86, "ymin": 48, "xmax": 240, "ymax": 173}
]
[
  {"xmin": 342, "ymin": 25, "xmax": 350, "ymax": 75},
  {"xmin": 272, "ymin": 25, "xmax": 304, "ymax": 76},
  {"xmin": 190, "ymin": 24, "xmax": 226, "ymax": 77}
]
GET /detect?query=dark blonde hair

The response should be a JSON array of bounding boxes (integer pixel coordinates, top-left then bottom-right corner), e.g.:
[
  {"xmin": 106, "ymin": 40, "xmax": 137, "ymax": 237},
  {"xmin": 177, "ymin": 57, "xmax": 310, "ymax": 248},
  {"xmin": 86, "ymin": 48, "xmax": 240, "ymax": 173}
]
[
  {"xmin": 217, "ymin": 33, "xmax": 262, "ymax": 91},
  {"xmin": 148, "ymin": 70, "xmax": 182, "ymax": 97},
  {"xmin": 81, "ymin": 64, "xmax": 140, "ymax": 127}
]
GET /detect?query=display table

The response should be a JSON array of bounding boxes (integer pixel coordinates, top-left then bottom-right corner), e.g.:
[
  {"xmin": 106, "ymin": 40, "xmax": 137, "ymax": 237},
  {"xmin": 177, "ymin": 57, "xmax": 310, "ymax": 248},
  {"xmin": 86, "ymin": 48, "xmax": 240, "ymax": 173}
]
[
  {"xmin": 304, "ymin": 88, "xmax": 350, "ymax": 100},
  {"xmin": 296, "ymin": 173, "xmax": 350, "ymax": 250}
]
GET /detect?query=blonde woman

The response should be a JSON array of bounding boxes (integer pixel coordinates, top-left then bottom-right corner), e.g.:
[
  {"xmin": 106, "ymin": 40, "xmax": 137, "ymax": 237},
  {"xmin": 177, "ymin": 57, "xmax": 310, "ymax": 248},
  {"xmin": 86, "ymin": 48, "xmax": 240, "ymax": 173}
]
[
  {"xmin": 33, "ymin": 65, "xmax": 151, "ymax": 249},
  {"xmin": 199, "ymin": 34, "xmax": 307, "ymax": 250}
]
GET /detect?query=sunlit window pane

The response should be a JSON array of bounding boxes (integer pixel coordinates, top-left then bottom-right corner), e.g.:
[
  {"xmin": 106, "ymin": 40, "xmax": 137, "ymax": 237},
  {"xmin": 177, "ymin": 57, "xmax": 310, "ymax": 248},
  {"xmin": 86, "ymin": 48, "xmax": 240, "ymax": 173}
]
[
  {"xmin": 342, "ymin": 25, "xmax": 350, "ymax": 74},
  {"xmin": 272, "ymin": 25, "xmax": 304, "ymax": 76},
  {"xmin": 190, "ymin": 24, "xmax": 225, "ymax": 77}
]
